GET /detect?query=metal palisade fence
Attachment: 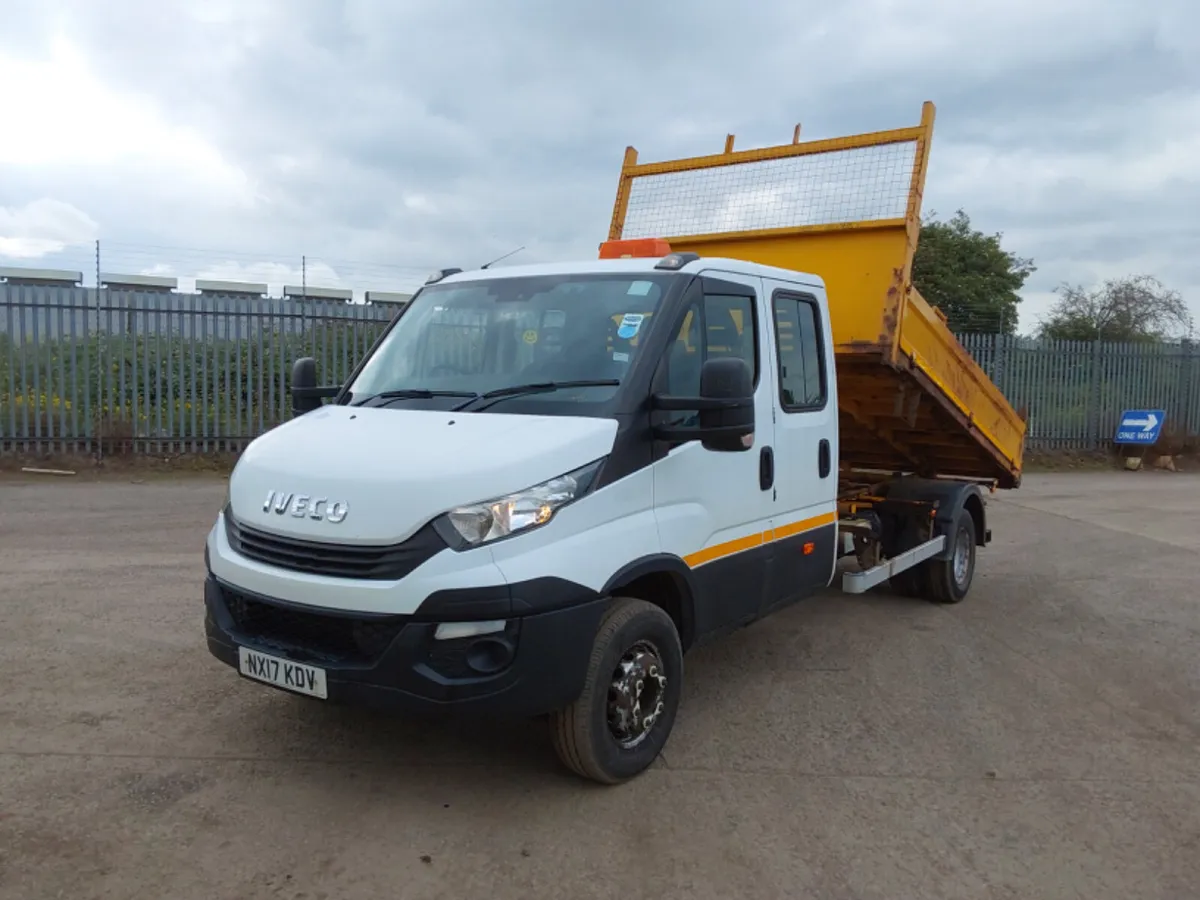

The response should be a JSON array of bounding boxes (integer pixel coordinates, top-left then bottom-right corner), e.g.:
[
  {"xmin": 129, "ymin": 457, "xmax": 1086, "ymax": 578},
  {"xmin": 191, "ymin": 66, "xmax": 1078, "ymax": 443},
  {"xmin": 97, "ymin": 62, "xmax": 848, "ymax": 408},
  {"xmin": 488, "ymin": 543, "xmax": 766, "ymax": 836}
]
[
  {"xmin": 1, "ymin": 282, "xmax": 394, "ymax": 454},
  {"xmin": 2, "ymin": 282, "xmax": 1199, "ymax": 453},
  {"xmin": 958, "ymin": 333, "xmax": 1199, "ymax": 449}
]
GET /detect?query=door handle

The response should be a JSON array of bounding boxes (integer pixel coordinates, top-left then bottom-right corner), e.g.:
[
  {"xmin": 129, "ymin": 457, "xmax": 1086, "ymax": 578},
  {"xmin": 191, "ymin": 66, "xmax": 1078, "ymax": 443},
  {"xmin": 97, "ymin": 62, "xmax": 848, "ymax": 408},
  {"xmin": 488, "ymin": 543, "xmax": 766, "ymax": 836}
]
[
  {"xmin": 818, "ymin": 439, "xmax": 831, "ymax": 479},
  {"xmin": 759, "ymin": 446, "xmax": 774, "ymax": 491}
]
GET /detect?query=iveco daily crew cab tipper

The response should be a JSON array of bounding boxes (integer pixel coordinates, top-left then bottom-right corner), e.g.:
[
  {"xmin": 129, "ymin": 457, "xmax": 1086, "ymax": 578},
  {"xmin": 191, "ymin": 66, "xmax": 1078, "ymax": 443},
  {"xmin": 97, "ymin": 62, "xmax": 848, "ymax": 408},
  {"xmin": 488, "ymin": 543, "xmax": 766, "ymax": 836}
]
[{"xmin": 204, "ymin": 102, "xmax": 1026, "ymax": 784}]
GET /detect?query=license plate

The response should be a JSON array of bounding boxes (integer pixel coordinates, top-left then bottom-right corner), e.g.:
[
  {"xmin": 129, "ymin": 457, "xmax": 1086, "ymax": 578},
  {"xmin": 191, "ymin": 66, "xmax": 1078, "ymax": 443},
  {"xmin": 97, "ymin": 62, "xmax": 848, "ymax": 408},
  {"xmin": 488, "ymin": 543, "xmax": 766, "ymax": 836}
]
[{"xmin": 237, "ymin": 646, "xmax": 328, "ymax": 699}]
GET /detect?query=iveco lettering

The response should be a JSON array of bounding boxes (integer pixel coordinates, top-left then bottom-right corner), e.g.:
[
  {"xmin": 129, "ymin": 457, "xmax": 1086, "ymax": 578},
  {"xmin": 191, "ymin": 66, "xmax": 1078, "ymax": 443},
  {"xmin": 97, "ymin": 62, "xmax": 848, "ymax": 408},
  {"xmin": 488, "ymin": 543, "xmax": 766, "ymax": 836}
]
[
  {"xmin": 202, "ymin": 101, "xmax": 1025, "ymax": 784},
  {"xmin": 262, "ymin": 491, "xmax": 348, "ymax": 523}
]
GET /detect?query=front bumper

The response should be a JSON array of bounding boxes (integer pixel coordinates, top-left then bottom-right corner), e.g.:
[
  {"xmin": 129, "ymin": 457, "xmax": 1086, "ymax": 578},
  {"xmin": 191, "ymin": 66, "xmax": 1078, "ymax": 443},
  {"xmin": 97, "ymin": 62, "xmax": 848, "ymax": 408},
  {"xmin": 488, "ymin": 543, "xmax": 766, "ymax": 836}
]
[{"xmin": 203, "ymin": 574, "xmax": 607, "ymax": 718}]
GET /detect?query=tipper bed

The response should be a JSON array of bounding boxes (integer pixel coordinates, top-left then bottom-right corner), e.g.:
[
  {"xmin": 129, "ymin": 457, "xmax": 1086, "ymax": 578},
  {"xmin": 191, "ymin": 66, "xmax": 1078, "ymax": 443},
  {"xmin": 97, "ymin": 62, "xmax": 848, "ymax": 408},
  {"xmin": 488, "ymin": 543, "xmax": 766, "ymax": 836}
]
[{"xmin": 606, "ymin": 101, "xmax": 1026, "ymax": 489}]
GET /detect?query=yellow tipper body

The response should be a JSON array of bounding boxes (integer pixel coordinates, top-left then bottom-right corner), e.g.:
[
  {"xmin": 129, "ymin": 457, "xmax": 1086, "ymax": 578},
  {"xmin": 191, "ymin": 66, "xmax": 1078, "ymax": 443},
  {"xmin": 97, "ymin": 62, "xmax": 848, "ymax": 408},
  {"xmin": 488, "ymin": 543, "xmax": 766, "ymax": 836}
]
[{"xmin": 607, "ymin": 102, "xmax": 1026, "ymax": 488}]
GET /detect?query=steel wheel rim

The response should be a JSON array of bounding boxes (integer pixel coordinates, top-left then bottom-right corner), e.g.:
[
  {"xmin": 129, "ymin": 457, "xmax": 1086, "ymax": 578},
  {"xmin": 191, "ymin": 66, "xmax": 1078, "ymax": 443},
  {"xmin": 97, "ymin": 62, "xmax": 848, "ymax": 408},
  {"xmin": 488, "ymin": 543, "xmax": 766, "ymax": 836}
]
[
  {"xmin": 607, "ymin": 639, "xmax": 667, "ymax": 749},
  {"xmin": 952, "ymin": 524, "xmax": 972, "ymax": 587}
]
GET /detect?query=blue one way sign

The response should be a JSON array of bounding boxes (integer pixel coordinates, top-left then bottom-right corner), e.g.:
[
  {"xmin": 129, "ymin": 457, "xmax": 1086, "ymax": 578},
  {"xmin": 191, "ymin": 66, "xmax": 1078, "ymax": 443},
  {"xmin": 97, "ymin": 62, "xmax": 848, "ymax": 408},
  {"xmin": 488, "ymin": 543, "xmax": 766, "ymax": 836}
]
[{"xmin": 1114, "ymin": 409, "xmax": 1165, "ymax": 445}]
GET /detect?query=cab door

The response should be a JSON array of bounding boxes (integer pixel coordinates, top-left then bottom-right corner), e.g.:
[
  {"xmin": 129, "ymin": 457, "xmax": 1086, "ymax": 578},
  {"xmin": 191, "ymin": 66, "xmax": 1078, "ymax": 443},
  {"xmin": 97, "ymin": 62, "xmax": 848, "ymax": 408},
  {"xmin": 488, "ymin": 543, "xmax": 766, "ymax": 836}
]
[
  {"xmin": 759, "ymin": 277, "xmax": 839, "ymax": 613},
  {"xmin": 650, "ymin": 270, "xmax": 777, "ymax": 638}
]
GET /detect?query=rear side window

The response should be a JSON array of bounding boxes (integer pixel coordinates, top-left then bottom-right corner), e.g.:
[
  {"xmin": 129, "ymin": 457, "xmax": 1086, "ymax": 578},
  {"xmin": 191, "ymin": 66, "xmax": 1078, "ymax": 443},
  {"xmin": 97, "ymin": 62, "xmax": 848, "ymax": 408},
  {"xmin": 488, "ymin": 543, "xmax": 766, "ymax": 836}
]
[{"xmin": 772, "ymin": 292, "xmax": 826, "ymax": 411}]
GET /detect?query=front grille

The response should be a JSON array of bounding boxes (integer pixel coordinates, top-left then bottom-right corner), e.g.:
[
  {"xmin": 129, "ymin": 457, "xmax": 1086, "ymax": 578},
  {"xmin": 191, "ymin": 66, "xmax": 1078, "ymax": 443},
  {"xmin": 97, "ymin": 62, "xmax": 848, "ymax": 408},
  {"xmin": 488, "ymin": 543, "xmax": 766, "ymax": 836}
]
[
  {"xmin": 224, "ymin": 510, "xmax": 445, "ymax": 580},
  {"xmin": 223, "ymin": 587, "xmax": 406, "ymax": 664}
]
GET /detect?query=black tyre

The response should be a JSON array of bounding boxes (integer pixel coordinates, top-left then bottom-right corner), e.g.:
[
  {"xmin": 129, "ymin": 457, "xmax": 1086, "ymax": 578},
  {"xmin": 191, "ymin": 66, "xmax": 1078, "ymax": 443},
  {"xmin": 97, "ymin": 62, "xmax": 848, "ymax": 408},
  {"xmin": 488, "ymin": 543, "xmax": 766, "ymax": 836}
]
[
  {"xmin": 888, "ymin": 566, "xmax": 924, "ymax": 598},
  {"xmin": 549, "ymin": 597, "xmax": 683, "ymax": 785},
  {"xmin": 887, "ymin": 517, "xmax": 930, "ymax": 598},
  {"xmin": 923, "ymin": 508, "xmax": 977, "ymax": 604}
]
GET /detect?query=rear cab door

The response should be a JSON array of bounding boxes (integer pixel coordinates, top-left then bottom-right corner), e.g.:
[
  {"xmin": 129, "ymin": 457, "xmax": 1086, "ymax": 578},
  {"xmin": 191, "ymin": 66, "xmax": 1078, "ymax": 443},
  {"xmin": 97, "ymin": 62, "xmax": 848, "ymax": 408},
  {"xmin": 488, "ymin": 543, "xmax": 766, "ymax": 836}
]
[{"xmin": 760, "ymin": 276, "xmax": 840, "ymax": 613}]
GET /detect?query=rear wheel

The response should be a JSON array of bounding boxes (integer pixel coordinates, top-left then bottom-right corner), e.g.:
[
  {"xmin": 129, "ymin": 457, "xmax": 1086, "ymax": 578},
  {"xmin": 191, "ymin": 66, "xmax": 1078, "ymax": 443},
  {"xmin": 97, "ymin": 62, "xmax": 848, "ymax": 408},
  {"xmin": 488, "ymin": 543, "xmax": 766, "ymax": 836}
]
[
  {"xmin": 887, "ymin": 516, "xmax": 931, "ymax": 598},
  {"xmin": 888, "ymin": 566, "xmax": 924, "ymax": 598},
  {"xmin": 549, "ymin": 597, "xmax": 683, "ymax": 785},
  {"xmin": 887, "ymin": 507, "xmax": 977, "ymax": 603},
  {"xmin": 922, "ymin": 508, "xmax": 977, "ymax": 603}
]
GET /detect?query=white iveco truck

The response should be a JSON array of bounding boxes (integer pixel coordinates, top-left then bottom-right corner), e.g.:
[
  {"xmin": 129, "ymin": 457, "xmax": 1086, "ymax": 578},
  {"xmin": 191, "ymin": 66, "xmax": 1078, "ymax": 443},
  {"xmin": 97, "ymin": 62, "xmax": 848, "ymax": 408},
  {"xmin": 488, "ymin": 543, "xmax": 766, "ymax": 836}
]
[{"xmin": 204, "ymin": 105, "xmax": 1025, "ymax": 783}]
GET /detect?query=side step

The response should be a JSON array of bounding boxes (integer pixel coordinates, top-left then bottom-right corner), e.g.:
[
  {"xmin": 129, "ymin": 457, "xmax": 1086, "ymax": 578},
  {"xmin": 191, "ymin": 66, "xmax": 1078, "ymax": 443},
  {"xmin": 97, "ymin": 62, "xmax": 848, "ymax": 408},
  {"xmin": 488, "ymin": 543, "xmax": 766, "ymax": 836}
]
[{"xmin": 840, "ymin": 535, "xmax": 946, "ymax": 594}]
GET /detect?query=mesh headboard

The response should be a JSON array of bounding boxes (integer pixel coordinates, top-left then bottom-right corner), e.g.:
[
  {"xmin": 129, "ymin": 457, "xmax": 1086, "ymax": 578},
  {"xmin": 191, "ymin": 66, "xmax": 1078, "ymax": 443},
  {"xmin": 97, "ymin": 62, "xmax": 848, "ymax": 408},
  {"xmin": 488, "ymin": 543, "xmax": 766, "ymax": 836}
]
[
  {"xmin": 620, "ymin": 141, "xmax": 919, "ymax": 240},
  {"xmin": 609, "ymin": 101, "xmax": 935, "ymax": 246}
]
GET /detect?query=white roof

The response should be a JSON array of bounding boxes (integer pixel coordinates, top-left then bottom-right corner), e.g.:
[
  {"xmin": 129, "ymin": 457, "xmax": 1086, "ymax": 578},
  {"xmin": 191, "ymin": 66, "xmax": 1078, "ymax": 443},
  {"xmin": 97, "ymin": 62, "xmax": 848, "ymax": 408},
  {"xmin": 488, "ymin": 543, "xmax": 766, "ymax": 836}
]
[{"xmin": 438, "ymin": 255, "xmax": 824, "ymax": 289}]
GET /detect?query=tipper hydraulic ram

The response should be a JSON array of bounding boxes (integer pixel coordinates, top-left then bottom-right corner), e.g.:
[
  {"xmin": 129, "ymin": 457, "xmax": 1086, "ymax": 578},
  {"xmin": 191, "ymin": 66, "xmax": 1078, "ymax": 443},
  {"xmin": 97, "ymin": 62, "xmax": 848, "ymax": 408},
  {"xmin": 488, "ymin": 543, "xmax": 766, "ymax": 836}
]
[{"xmin": 606, "ymin": 101, "xmax": 1027, "ymax": 491}]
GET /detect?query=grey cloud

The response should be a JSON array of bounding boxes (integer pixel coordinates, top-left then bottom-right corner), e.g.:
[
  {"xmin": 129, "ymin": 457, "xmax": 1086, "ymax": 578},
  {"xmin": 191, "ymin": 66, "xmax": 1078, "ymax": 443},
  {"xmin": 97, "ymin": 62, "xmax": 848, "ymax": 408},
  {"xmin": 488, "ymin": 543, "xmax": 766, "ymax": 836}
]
[{"xmin": 2, "ymin": 0, "xmax": 1198, "ymax": 328}]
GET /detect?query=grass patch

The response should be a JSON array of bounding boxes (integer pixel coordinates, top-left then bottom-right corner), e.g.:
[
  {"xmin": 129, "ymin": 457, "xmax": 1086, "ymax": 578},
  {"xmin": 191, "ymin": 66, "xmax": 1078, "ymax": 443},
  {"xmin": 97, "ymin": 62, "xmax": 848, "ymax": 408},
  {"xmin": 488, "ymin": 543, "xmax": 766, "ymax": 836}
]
[{"xmin": 0, "ymin": 449, "xmax": 237, "ymax": 481}]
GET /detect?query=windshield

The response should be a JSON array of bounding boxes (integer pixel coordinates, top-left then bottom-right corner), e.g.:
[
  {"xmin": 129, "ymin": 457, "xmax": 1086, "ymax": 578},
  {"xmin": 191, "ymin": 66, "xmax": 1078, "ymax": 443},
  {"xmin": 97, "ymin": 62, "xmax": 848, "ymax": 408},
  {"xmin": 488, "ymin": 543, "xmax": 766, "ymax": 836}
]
[{"xmin": 346, "ymin": 271, "xmax": 675, "ymax": 413}]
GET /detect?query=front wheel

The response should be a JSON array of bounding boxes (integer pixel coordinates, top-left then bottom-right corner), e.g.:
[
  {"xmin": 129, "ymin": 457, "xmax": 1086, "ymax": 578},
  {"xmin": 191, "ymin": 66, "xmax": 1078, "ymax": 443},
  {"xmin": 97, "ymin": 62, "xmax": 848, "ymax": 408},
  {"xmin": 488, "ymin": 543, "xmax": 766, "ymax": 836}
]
[{"xmin": 549, "ymin": 597, "xmax": 683, "ymax": 784}]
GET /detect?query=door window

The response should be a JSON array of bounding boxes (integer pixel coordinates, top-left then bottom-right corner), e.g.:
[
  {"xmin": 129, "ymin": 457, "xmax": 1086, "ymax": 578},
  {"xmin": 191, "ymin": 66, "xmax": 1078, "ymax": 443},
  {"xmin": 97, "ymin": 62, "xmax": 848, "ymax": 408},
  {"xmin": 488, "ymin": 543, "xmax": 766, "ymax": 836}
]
[
  {"xmin": 666, "ymin": 292, "xmax": 759, "ymax": 397},
  {"xmin": 772, "ymin": 293, "xmax": 826, "ymax": 411}
]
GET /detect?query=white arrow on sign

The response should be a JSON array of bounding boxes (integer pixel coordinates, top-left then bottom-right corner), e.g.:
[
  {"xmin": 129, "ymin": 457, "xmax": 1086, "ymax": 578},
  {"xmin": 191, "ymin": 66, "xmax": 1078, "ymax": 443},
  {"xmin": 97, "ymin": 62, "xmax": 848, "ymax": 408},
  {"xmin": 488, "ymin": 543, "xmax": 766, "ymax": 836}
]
[{"xmin": 1121, "ymin": 412, "xmax": 1159, "ymax": 432}]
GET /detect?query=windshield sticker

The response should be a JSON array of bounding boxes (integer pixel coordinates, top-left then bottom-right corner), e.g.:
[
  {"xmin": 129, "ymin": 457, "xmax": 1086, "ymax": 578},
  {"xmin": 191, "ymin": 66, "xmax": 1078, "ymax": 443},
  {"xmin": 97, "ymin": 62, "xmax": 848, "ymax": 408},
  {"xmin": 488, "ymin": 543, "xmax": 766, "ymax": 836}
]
[
  {"xmin": 627, "ymin": 280, "xmax": 652, "ymax": 296},
  {"xmin": 522, "ymin": 329, "xmax": 538, "ymax": 344},
  {"xmin": 612, "ymin": 351, "xmax": 630, "ymax": 363},
  {"xmin": 617, "ymin": 313, "xmax": 645, "ymax": 339}
]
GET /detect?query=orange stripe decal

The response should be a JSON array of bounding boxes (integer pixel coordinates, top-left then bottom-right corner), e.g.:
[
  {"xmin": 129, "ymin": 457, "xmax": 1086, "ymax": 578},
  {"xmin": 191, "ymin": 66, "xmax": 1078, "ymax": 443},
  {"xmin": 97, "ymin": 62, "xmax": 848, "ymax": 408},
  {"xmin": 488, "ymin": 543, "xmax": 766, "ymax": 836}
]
[
  {"xmin": 683, "ymin": 511, "xmax": 838, "ymax": 569},
  {"xmin": 683, "ymin": 531, "xmax": 764, "ymax": 568},
  {"xmin": 771, "ymin": 510, "xmax": 838, "ymax": 541}
]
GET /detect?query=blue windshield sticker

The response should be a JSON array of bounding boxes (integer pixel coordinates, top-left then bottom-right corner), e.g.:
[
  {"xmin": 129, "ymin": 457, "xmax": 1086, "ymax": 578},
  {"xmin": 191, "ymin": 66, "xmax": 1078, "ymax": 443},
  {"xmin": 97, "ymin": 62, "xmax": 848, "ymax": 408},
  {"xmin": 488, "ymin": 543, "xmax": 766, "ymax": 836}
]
[
  {"xmin": 627, "ymin": 281, "xmax": 652, "ymax": 296},
  {"xmin": 617, "ymin": 313, "xmax": 645, "ymax": 339}
]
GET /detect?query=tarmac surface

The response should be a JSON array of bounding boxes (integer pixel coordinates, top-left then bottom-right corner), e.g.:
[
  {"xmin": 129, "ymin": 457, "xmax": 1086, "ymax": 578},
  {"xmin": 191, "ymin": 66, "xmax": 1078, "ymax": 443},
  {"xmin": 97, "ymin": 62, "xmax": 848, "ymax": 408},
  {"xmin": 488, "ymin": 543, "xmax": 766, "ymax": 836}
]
[{"xmin": 1, "ymin": 470, "xmax": 1198, "ymax": 899}]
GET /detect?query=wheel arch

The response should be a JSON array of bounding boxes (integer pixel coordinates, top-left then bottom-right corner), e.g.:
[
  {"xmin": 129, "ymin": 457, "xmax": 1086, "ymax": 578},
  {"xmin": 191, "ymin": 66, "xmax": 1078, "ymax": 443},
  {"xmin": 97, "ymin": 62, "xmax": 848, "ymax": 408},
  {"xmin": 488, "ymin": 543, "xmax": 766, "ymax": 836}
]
[
  {"xmin": 601, "ymin": 555, "xmax": 698, "ymax": 651},
  {"xmin": 961, "ymin": 491, "xmax": 987, "ymax": 547},
  {"xmin": 880, "ymin": 476, "xmax": 990, "ymax": 560}
]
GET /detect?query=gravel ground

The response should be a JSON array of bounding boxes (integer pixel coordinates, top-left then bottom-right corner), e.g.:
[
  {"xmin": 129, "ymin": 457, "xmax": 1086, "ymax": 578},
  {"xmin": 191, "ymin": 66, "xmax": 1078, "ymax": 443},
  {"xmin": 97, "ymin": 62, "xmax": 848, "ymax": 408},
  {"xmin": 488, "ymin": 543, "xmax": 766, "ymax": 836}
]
[{"xmin": 1, "ymin": 470, "xmax": 1198, "ymax": 899}]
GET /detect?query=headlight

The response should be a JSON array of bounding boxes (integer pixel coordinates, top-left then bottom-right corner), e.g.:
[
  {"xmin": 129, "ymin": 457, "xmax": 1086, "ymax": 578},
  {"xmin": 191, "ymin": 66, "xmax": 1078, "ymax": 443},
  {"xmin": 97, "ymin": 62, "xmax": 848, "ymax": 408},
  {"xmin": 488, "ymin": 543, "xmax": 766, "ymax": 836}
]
[{"xmin": 436, "ymin": 459, "xmax": 605, "ymax": 548}]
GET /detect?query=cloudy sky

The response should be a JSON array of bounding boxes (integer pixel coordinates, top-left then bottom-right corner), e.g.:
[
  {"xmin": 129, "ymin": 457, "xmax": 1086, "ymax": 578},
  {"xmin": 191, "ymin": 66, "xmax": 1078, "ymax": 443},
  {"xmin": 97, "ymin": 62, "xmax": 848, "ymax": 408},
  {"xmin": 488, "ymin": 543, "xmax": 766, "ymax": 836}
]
[{"xmin": 1, "ymin": 0, "xmax": 1197, "ymax": 332}]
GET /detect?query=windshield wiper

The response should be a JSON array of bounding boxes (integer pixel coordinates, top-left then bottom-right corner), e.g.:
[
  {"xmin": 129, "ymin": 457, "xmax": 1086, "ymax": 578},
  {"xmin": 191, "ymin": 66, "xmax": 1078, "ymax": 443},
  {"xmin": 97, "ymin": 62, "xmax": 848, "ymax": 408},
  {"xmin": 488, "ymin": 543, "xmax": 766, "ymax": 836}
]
[
  {"xmin": 463, "ymin": 380, "xmax": 621, "ymax": 412},
  {"xmin": 351, "ymin": 388, "xmax": 481, "ymax": 407}
]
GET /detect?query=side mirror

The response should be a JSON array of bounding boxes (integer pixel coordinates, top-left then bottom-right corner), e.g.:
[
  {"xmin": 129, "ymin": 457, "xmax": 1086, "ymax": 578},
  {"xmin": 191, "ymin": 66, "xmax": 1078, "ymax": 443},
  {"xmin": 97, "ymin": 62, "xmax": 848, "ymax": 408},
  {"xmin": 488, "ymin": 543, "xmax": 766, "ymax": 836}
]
[
  {"xmin": 290, "ymin": 357, "xmax": 325, "ymax": 416},
  {"xmin": 697, "ymin": 357, "xmax": 754, "ymax": 451},
  {"xmin": 651, "ymin": 356, "xmax": 755, "ymax": 452}
]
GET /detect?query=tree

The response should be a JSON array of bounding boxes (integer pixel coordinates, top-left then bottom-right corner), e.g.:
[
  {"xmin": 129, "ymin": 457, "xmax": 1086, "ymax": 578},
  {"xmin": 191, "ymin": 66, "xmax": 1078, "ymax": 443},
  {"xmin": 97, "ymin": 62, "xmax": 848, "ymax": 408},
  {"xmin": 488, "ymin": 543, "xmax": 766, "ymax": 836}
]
[
  {"xmin": 912, "ymin": 209, "xmax": 1035, "ymax": 335},
  {"xmin": 1039, "ymin": 275, "xmax": 1194, "ymax": 343}
]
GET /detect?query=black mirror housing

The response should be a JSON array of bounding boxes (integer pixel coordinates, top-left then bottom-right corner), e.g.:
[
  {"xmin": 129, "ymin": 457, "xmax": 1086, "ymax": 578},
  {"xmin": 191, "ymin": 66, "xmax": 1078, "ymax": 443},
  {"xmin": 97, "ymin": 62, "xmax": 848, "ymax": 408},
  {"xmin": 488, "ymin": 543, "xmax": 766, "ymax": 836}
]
[
  {"xmin": 290, "ymin": 357, "xmax": 324, "ymax": 416},
  {"xmin": 651, "ymin": 356, "xmax": 755, "ymax": 452},
  {"xmin": 697, "ymin": 357, "xmax": 754, "ymax": 451}
]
